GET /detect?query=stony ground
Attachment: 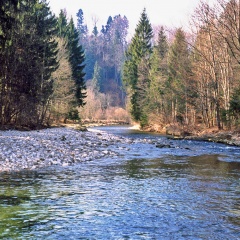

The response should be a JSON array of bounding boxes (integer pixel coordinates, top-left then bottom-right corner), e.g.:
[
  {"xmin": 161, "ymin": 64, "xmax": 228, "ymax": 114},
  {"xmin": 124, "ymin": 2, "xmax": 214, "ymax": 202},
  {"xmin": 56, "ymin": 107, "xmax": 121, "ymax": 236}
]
[
  {"xmin": 0, "ymin": 127, "xmax": 127, "ymax": 172},
  {"xmin": 1, "ymin": 125, "xmax": 239, "ymax": 172}
]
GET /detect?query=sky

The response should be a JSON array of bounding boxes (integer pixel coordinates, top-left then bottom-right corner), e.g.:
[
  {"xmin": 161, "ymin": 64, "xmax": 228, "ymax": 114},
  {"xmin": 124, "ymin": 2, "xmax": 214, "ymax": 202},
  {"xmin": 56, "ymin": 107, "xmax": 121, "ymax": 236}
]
[{"xmin": 48, "ymin": 0, "xmax": 215, "ymax": 38}]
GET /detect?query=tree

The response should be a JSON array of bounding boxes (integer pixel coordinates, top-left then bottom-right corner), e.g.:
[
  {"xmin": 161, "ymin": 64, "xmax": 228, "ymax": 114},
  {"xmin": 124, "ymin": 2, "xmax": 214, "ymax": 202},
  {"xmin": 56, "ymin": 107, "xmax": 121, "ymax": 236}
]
[
  {"xmin": 123, "ymin": 8, "xmax": 153, "ymax": 122},
  {"xmin": 148, "ymin": 27, "xmax": 169, "ymax": 123},
  {"xmin": 168, "ymin": 28, "xmax": 192, "ymax": 124},
  {"xmin": 0, "ymin": 0, "xmax": 18, "ymax": 125},
  {"xmin": 76, "ymin": 9, "xmax": 88, "ymax": 37},
  {"xmin": 51, "ymin": 37, "xmax": 74, "ymax": 123},
  {"xmin": 92, "ymin": 61, "xmax": 103, "ymax": 93},
  {"xmin": 67, "ymin": 17, "xmax": 87, "ymax": 107},
  {"xmin": 57, "ymin": 9, "xmax": 68, "ymax": 38},
  {"xmin": 0, "ymin": 0, "xmax": 58, "ymax": 127},
  {"xmin": 157, "ymin": 26, "xmax": 169, "ymax": 60}
]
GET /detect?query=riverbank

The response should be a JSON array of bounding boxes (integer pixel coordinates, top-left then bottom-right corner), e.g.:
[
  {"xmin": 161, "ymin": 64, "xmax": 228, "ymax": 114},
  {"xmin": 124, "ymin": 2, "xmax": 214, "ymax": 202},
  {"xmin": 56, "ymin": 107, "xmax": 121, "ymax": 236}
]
[
  {"xmin": 0, "ymin": 127, "xmax": 118, "ymax": 172},
  {"xmin": 0, "ymin": 126, "xmax": 155, "ymax": 172},
  {"xmin": 143, "ymin": 123, "xmax": 240, "ymax": 146},
  {"xmin": 1, "ymin": 124, "xmax": 240, "ymax": 172},
  {"xmin": 185, "ymin": 129, "xmax": 240, "ymax": 146}
]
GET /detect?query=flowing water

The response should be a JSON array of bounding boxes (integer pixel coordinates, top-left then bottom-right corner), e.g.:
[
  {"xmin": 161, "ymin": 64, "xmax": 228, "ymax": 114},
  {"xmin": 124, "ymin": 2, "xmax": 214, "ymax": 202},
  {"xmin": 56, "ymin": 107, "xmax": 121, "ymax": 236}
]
[{"xmin": 0, "ymin": 126, "xmax": 240, "ymax": 239}]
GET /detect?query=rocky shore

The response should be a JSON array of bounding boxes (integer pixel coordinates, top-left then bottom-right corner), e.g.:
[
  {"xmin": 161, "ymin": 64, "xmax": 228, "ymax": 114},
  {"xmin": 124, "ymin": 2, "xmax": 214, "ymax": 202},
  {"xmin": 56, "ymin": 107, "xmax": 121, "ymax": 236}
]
[
  {"xmin": 0, "ymin": 127, "xmax": 116, "ymax": 172},
  {"xmin": 1, "ymin": 124, "xmax": 239, "ymax": 172},
  {"xmin": 0, "ymin": 126, "xmax": 156, "ymax": 172}
]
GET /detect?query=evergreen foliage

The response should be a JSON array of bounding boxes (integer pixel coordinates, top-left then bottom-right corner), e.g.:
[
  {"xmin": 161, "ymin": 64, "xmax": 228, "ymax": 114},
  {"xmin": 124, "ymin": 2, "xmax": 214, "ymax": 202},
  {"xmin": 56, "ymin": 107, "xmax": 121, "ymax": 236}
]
[
  {"xmin": 56, "ymin": 13, "xmax": 87, "ymax": 108},
  {"xmin": 0, "ymin": 0, "xmax": 58, "ymax": 127},
  {"xmin": 1, "ymin": 1, "xmax": 240, "ymax": 130},
  {"xmin": 167, "ymin": 28, "xmax": 192, "ymax": 123},
  {"xmin": 123, "ymin": 8, "xmax": 153, "ymax": 122},
  {"xmin": 67, "ymin": 18, "xmax": 87, "ymax": 107}
]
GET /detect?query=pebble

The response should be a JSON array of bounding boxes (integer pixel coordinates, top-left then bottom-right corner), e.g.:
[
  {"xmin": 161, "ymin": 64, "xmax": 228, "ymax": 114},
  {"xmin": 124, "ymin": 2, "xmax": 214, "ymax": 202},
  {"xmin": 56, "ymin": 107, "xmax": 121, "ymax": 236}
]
[{"xmin": 0, "ymin": 127, "xmax": 154, "ymax": 172}]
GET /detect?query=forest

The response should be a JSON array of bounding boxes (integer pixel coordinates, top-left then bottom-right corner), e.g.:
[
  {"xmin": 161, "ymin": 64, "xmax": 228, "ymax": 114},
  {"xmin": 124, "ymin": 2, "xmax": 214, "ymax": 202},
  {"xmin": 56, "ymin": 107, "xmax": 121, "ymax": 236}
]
[{"xmin": 0, "ymin": 0, "xmax": 240, "ymax": 133}]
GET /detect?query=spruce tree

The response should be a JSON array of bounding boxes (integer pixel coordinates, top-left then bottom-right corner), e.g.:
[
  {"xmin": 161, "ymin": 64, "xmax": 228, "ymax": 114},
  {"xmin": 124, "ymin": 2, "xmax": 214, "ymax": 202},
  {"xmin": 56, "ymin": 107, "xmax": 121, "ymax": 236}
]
[
  {"xmin": 157, "ymin": 26, "xmax": 168, "ymax": 60},
  {"xmin": 148, "ymin": 27, "xmax": 169, "ymax": 120},
  {"xmin": 67, "ymin": 18, "xmax": 87, "ymax": 107},
  {"xmin": 57, "ymin": 9, "xmax": 68, "ymax": 38},
  {"xmin": 0, "ymin": 0, "xmax": 18, "ymax": 124},
  {"xmin": 123, "ymin": 8, "xmax": 153, "ymax": 122},
  {"xmin": 0, "ymin": 0, "xmax": 58, "ymax": 127},
  {"xmin": 76, "ymin": 9, "xmax": 88, "ymax": 42},
  {"xmin": 168, "ymin": 28, "xmax": 192, "ymax": 123}
]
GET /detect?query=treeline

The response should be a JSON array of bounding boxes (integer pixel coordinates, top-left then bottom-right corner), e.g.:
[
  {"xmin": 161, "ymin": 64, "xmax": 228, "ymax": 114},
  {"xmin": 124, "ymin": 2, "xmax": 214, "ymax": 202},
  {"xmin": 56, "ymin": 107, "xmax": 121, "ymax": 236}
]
[
  {"xmin": 2, "ymin": 0, "xmax": 240, "ymax": 130},
  {"xmin": 0, "ymin": 0, "xmax": 86, "ymax": 129},
  {"xmin": 123, "ymin": 1, "xmax": 240, "ymax": 131}
]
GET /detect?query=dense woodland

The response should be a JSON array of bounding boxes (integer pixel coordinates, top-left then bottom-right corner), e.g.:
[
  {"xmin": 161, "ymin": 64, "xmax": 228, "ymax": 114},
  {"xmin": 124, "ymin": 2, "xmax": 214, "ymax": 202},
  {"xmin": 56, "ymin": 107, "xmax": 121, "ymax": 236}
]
[
  {"xmin": 0, "ymin": 0, "xmax": 86, "ymax": 128},
  {"xmin": 124, "ymin": 1, "xmax": 240, "ymax": 132},
  {"xmin": 1, "ymin": 0, "xmax": 240, "ymax": 132}
]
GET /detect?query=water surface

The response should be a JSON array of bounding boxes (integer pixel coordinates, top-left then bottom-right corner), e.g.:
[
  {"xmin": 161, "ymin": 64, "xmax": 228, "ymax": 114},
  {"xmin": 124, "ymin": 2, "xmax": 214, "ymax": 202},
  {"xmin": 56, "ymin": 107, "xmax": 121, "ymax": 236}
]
[{"xmin": 0, "ymin": 126, "xmax": 239, "ymax": 239}]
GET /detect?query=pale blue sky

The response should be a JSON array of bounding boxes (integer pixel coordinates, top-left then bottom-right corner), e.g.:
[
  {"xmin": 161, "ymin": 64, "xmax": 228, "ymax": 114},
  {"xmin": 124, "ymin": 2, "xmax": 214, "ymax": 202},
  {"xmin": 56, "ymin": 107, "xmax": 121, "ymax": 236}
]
[{"xmin": 48, "ymin": 0, "xmax": 215, "ymax": 37}]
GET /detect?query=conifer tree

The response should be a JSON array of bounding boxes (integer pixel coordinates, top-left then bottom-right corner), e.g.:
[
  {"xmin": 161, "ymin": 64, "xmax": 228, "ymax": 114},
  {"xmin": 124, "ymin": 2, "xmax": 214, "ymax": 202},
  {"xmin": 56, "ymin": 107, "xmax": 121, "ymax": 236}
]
[
  {"xmin": 148, "ymin": 27, "xmax": 169, "ymax": 121},
  {"xmin": 157, "ymin": 26, "xmax": 168, "ymax": 60},
  {"xmin": 67, "ymin": 18, "xmax": 87, "ymax": 107},
  {"xmin": 123, "ymin": 8, "xmax": 153, "ymax": 122},
  {"xmin": 0, "ymin": 0, "xmax": 58, "ymax": 127},
  {"xmin": 57, "ymin": 9, "xmax": 68, "ymax": 38},
  {"xmin": 0, "ymin": 0, "xmax": 18, "ymax": 124},
  {"xmin": 168, "ymin": 28, "xmax": 192, "ymax": 123}
]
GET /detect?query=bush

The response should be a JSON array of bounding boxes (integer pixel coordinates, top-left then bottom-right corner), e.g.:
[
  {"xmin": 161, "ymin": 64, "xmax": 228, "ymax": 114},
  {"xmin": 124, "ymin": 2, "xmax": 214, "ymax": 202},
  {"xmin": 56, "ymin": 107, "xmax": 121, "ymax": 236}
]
[{"xmin": 67, "ymin": 109, "xmax": 80, "ymax": 122}]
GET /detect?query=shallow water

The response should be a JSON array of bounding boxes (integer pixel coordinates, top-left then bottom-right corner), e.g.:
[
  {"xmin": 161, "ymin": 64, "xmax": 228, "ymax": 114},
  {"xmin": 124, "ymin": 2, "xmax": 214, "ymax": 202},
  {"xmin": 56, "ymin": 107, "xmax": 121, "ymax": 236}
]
[{"xmin": 0, "ymin": 126, "xmax": 239, "ymax": 239}]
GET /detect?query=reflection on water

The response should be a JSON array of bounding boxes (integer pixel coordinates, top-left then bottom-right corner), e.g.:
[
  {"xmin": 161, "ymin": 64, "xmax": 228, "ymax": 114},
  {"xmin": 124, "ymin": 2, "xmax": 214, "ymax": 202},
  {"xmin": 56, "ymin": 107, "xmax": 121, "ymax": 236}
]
[{"xmin": 0, "ymin": 126, "xmax": 240, "ymax": 239}]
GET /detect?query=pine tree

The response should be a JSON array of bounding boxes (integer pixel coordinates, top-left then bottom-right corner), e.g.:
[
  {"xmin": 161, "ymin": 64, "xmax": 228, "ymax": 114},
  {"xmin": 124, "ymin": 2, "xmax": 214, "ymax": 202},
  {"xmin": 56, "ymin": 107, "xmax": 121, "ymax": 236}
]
[
  {"xmin": 168, "ymin": 28, "xmax": 192, "ymax": 124},
  {"xmin": 0, "ymin": 0, "xmax": 18, "ymax": 124},
  {"xmin": 76, "ymin": 9, "xmax": 88, "ymax": 42},
  {"xmin": 57, "ymin": 9, "xmax": 68, "ymax": 38},
  {"xmin": 123, "ymin": 8, "xmax": 153, "ymax": 122},
  {"xmin": 148, "ymin": 27, "xmax": 169, "ymax": 122},
  {"xmin": 157, "ymin": 26, "xmax": 168, "ymax": 60},
  {"xmin": 37, "ymin": 0, "xmax": 59, "ymax": 124},
  {"xmin": 0, "ymin": 0, "xmax": 59, "ymax": 127},
  {"xmin": 67, "ymin": 18, "xmax": 87, "ymax": 107}
]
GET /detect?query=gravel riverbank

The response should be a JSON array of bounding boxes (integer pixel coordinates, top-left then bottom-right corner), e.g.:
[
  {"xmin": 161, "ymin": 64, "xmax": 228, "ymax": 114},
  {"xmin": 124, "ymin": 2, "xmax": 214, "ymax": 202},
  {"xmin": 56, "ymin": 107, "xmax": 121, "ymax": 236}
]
[
  {"xmin": 1, "ymin": 126, "xmax": 239, "ymax": 173},
  {"xmin": 0, "ymin": 127, "xmax": 124, "ymax": 172}
]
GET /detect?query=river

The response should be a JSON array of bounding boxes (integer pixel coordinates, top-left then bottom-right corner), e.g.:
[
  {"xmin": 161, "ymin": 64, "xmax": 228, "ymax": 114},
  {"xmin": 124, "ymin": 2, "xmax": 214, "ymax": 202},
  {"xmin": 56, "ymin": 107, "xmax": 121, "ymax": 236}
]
[{"xmin": 0, "ymin": 125, "xmax": 239, "ymax": 239}]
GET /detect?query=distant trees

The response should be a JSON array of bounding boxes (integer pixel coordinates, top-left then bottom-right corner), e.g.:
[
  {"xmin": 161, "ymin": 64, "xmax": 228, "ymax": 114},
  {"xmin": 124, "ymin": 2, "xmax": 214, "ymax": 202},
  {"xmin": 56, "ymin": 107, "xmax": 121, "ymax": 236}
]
[
  {"xmin": 75, "ymin": 9, "xmax": 129, "ymax": 122},
  {"xmin": 78, "ymin": 10, "xmax": 129, "ymax": 106}
]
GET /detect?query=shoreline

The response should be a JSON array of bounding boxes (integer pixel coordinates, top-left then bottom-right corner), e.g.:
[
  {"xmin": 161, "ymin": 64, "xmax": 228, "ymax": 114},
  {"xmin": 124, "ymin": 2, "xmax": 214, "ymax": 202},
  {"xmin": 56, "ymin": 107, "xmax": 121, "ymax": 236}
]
[
  {"xmin": 0, "ymin": 124, "xmax": 239, "ymax": 173},
  {"xmin": 0, "ymin": 127, "xmax": 124, "ymax": 173},
  {"xmin": 141, "ymin": 124, "xmax": 240, "ymax": 147}
]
